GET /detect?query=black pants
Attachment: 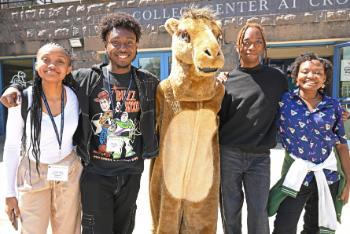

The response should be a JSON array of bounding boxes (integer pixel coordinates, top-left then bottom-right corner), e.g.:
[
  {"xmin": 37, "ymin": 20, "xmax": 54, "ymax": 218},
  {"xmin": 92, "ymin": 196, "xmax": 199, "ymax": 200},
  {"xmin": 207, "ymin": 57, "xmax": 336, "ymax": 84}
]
[
  {"xmin": 273, "ymin": 178, "xmax": 339, "ymax": 234},
  {"xmin": 80, "ymin": 169, "xmax": 141, "ymax": 234}
]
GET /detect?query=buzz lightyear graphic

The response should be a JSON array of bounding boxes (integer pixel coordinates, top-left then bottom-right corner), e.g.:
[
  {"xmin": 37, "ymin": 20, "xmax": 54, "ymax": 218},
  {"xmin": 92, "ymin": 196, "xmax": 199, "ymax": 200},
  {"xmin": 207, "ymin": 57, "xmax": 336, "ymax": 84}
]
[{"xmin": 107, "ymin": 112, "xmax": 138, "ymax": 159}]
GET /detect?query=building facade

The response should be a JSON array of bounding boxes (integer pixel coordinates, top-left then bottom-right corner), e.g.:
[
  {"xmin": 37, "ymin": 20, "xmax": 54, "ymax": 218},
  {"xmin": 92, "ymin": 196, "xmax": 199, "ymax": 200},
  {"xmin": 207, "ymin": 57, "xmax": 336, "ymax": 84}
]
[{"xmin": 0, "ymin": 0, "xmax": 350, "ymax": 135}]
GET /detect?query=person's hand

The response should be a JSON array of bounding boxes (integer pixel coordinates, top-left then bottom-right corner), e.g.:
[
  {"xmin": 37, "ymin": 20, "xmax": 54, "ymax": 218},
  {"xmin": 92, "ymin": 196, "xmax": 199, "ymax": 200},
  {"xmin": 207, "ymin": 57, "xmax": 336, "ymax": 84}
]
[
  {"xmin": 216, "ymin": 72, "xmax": 229, "ymax": 83},
  {"xmin": 342, "ymin": 109, "xmax": 350, "ymax": 122},
  {"xmin": 340, "ymin": 182, "xmax": 350, "ymax": 203},
  {"xmin": 0, "ymin": 87, "xmax": 21, "ymax": 108},
  {"xmin": 5, "ymin": 197, "xmax": 20, "ymax": 229}
]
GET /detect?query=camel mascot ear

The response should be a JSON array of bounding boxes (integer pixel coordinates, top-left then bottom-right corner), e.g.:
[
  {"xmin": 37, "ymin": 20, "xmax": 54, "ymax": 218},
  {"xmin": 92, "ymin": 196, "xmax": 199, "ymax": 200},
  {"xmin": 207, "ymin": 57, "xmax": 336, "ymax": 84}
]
[{"xmin": 165, "ymin": 18, "xmax": 179, "ymax": 36}]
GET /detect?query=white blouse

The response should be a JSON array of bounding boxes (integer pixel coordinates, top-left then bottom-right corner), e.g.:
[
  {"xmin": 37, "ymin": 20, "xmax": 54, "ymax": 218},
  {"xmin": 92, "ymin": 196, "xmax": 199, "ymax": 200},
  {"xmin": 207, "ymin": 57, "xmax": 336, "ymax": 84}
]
[{"xmin": 3, "ymin": 85, "xmax": 79, "ymax": 197}]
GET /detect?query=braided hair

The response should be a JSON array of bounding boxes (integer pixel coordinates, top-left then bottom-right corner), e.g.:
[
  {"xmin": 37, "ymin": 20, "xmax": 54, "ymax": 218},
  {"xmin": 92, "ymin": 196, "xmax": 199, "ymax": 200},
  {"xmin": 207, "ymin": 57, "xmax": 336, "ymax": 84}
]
[{"xmin": 23, "ymin": 42, "xmax": 73, "ymax": 174}]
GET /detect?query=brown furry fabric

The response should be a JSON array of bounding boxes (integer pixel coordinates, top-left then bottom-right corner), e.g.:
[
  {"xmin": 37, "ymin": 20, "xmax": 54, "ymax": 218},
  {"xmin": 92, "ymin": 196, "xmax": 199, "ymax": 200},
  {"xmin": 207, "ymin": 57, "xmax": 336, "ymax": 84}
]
[{"xmin": 150, "ymin": 7, "xmax": 225, "ymax": 234}]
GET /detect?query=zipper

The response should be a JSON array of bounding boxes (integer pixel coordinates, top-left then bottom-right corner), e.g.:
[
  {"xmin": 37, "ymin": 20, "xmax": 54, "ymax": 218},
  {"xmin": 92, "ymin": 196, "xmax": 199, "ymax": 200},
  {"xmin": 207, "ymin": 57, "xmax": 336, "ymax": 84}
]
[
  {"xmin": 89, "ymin": 71, "xmax": 103, "ymax": 97},
  {"xmin": 82, "ymin": 130, "xmax": 92, "ymax": 166}
]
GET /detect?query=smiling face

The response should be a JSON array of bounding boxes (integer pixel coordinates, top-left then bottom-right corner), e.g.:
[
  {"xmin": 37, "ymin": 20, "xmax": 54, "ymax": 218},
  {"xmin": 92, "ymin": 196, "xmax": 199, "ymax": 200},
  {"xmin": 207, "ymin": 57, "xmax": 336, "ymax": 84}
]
[
  {"xmin": 296, "ymin": 60, "xmax": 326, "ymax": 92},
  {"xmin": 35, "ymin": 45, "xmax": 71, "ymax": 85},
  {"xmin": 105, "ymin": 27, "xmax": 138, "ymax": 74},
  {"xmin": 238, "ymin": 27, "xmax": 265, "ymax": 68}
]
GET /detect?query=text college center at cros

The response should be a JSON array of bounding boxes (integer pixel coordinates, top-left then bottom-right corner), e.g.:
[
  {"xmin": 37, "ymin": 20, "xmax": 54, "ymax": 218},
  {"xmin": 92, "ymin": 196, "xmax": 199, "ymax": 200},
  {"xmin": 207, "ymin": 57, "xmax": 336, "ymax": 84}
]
[{"xmin": 0, "ymin": 0, "xmax": 350, "ymax": 135}]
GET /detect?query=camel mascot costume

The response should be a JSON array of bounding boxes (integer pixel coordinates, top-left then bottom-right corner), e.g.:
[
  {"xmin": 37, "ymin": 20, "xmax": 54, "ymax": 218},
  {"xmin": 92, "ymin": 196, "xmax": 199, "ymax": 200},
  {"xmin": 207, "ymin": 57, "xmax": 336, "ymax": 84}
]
[{"xmin": 150, "ymin": 7, "xmax": 225, "ymax": 234}]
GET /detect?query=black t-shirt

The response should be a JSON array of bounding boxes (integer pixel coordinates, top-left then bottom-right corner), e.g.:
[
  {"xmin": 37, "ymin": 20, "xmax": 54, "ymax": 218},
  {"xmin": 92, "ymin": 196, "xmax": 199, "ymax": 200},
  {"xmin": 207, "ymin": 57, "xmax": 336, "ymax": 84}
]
[
  {"xmin": 219, "ymin": 65, "xmax": 288, "ymax": 153},
  {"xmin": 87, "ymin": 70, "xmax": 143, "ymax": 176}
]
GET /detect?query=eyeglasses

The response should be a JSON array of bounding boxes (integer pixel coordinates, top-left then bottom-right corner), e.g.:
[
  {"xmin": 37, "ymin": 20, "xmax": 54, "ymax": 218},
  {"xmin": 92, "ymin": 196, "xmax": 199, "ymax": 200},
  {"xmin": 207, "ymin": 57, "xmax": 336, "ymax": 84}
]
[{"xmin": 242, "ymin": 40, "xmax": 264, "ymax": 48}]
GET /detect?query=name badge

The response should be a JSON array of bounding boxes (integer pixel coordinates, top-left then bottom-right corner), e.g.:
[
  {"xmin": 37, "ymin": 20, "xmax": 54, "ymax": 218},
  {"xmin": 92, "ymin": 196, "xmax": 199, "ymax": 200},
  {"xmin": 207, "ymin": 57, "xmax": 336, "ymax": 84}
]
[
  {"xmin": 47, "ymin": 165, "xmax": 69, "ymax": 182},
  {"xmin": 106, "ymin": 135, "xmax": 123, "ymax": 152}
]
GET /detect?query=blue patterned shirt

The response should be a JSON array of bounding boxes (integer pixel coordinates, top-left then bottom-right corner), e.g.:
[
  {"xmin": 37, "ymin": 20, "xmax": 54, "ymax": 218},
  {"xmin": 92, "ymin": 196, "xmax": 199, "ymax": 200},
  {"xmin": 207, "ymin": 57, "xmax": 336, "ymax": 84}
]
[{"xmin": 277, "ymin": 89, "xmax": 347, "ymax": 185}]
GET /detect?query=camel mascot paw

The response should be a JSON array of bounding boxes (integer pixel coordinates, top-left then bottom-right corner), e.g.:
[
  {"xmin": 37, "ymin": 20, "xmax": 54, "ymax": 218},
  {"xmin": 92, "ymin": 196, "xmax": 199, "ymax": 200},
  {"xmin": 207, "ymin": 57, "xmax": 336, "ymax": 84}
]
[{"xmin": 150, "ymin": 7, "xmax": 225, "ymax": 234}]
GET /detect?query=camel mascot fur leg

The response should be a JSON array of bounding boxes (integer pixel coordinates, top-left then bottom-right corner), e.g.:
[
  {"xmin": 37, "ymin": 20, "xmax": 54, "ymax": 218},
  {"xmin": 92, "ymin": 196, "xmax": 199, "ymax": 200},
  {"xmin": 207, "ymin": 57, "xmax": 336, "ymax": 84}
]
[{"xmin": 149, "ymin": 7, "xmax": 225, "ymax": 234}]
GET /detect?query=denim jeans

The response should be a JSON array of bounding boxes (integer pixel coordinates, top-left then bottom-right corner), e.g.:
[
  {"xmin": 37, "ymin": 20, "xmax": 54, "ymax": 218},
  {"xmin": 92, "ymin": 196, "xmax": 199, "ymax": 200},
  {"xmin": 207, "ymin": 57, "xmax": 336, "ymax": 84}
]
[
  {"xmin": 80, "ymin": 169, "xmax": 141, "ymax": 234},
  {"xmin": 220, "ymin": 146, "xmax": 270, "ymax": 234},
  {"xmin": 273, "ymin": 178, "xmax": 339, "ymax": 234}
]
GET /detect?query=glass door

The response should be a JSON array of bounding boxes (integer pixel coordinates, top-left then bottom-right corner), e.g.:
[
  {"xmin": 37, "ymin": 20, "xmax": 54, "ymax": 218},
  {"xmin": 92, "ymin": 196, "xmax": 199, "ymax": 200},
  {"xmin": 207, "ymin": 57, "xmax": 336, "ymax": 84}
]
[
  {"xmin": 333, "ymin": 42, "xmax": 350, "ymax": 142},
  {"xmin": 0, "ymin": 58, "xmax": 35, "ymax": 136},
  {"xmin": 132, "ymin": 51, "xmax": 172, "ymax": 80}
]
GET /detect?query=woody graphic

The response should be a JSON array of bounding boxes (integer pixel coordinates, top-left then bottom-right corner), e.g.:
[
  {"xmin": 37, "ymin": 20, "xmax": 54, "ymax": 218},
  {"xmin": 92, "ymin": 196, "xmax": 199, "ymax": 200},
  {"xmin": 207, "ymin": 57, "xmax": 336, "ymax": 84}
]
[{"xmin": 92, "ymin": 90, "xmax": 113, "ymax": 155}]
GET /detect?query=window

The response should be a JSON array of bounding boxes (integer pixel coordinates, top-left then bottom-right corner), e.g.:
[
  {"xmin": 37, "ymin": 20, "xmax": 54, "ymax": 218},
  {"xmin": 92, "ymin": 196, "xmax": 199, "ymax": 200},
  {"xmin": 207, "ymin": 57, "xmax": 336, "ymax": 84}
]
[
  {"xmin": 133, "ymin": 51, "xmax": 172, "ymax": 80},
  {"xmin": 99, "ymin": 51, "xmax": 172, "ymax": 80}
]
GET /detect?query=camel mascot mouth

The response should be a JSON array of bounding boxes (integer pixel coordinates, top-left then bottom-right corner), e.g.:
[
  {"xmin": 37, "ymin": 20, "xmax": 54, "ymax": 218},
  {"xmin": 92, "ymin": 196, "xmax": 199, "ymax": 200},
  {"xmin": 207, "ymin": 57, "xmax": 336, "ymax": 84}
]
[
  {"xmin": 150, "ymin": 7, "xmax": 225, "ymax": 234},
  {"xmin": 198, "ymin": 67, "xmax": 218, "ymax": 73}
]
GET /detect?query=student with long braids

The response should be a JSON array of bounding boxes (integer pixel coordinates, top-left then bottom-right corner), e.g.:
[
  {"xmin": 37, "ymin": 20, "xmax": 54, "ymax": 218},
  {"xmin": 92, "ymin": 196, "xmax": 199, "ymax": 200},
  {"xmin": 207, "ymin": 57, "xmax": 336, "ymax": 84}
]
[
  {"xmin": 219, "ymin": 22, "xmax": 288, "ymax": 234},
  {"xmin": 3, "ymin": 43, "xmax": 81, "ymax": 234}
]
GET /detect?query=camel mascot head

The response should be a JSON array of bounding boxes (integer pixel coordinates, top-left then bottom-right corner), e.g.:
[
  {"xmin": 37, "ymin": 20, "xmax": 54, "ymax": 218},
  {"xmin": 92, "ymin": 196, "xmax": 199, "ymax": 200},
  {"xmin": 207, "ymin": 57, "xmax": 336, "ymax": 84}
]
[{"xmin": 164, "ymin": 7, "xmax": 224, "ymax": 101}]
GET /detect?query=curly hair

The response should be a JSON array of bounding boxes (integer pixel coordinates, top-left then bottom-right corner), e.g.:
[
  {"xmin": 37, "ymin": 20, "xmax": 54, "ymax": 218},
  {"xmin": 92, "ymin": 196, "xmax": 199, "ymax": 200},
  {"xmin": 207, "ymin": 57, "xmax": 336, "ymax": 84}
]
[
  {"xmin": 100, "ymin": 13, "xmax": 142, "ymax": 43},
  {"xmin": 291, "ymin": 52, "xmax": 333, "ymax": 87},
  {"xmin": 236, "ymin": 22, "xmax": 267, "ymax": 64}
]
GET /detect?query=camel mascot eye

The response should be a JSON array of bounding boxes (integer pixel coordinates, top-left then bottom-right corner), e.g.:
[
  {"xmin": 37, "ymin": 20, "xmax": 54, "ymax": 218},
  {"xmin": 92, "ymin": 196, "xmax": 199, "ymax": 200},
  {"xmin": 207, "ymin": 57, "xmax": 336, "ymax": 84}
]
[
  {"xmin": 178, "ymin": 30, "xmax": 191, "ymax": 43},
  {"xmin": 150, "ymin": 7, "xmax": 225, "ymax": 234}
]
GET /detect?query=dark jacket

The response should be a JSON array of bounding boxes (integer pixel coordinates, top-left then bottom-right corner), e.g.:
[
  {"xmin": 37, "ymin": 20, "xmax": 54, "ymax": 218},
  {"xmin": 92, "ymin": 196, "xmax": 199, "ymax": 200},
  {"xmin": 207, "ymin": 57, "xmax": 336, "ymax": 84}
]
[{"xmin": 71, "ymin": 63, "xmax": 159, "ymax": 165}]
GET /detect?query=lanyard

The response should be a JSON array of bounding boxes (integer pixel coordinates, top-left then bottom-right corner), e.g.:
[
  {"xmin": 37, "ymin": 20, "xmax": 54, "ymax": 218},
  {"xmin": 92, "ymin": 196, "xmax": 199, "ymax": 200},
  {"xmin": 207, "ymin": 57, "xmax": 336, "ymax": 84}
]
[
  {"xmin": 106, "ymin": 69, "xmax": 133, "ymax": 117},
  {"xmin": 41, "ymin": 87, "xmax": 65, "ymax": 151}
]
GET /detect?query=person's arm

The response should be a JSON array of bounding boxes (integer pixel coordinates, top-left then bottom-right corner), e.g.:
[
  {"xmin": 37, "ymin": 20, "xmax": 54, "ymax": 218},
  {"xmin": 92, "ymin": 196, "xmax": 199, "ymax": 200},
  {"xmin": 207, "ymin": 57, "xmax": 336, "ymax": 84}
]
[
  {"xmin": 334, "ymin": 102, "xmax": 350, "ymax": 203},
  {"xmin": 3, "ymin": 105, "xmax": 24, "ymax": 221},
  {"xmin": 335, "ymin": 144, "xmax": 350, "ymax": 203},
  {"xmin": 341, "ymin": 108, "xmax": 350, "ymax": 122},
  {"xmin": 218, "ymin": 91, "xmax": 231, "ymax": 126}
]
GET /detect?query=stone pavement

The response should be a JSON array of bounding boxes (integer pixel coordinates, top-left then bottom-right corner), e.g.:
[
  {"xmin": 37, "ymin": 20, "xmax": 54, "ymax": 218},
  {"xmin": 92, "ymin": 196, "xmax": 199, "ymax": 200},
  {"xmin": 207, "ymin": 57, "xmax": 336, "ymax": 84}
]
[{"xmin": 1, "ymin": 147, "xmax": 349, "ymax": 233}]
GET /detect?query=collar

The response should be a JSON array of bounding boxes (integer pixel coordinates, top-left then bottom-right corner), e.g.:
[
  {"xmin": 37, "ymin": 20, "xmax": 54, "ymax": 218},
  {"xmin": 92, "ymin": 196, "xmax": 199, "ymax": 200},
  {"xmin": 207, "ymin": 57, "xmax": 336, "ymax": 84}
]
[
  {"xmin": 288, "ymin": 89, "xmax": 336, "ymax": 114},
  {"xmin": 290, "ymin": 88, "xmax": 331, "ymax": 104},
  {"xmin": 238, "ymin": 64, "xmax": 263, "ymax": 74}
]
